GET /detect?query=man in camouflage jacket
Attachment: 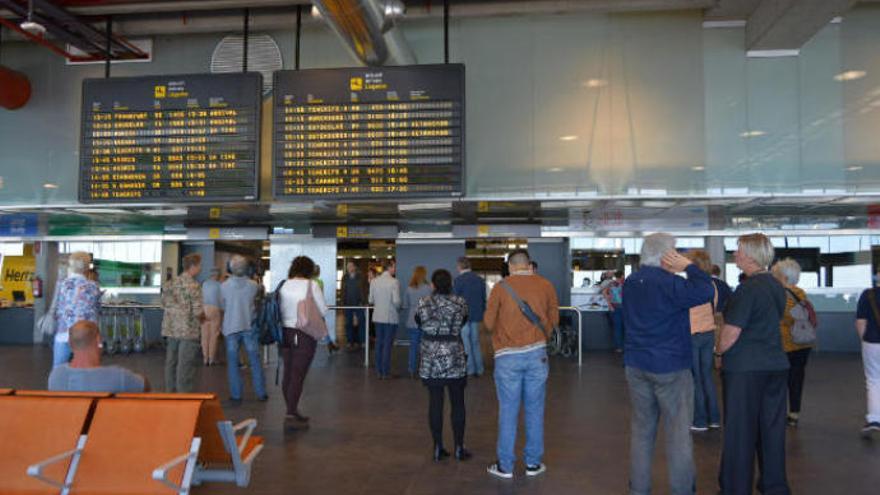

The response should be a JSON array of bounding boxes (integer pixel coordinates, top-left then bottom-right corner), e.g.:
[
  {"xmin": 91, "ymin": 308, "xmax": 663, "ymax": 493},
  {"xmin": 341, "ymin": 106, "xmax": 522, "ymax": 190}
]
[{"xmin": 162, "ymin": 253, "xmax": 205, "ymax": 392}]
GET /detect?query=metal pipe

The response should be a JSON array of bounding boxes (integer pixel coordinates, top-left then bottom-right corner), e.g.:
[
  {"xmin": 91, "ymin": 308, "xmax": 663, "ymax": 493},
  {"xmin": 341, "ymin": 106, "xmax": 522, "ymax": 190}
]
[
  {"xmin": 443, "ymin": 0, "xmax": 449, "ymax": 64},
  {"xmin": 312, "ymin": 0, "xmax": 413, "ymax": 66},
  {"xmin": 104, "ymin": 16, "xmax": 111, "ymax": 78},
  {"xmin": 294, "ymin": 4, "xmax": 301, "ymax": 70},
  {"xmin": 242, "ymin": 7, "xmax": 249, "ymax": 72}
]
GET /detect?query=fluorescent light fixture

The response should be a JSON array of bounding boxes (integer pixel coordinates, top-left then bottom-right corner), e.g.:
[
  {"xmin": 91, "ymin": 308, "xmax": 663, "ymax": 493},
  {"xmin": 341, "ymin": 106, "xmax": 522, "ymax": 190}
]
[
  {"xmin": 582, "ymin": 79, "xmax": 607, "ymax": 88},
  {"xmin": 559, "ymin": 135, "xmax": 579, "ymax": 142},
  {"xmin": 397, "ymin": 202, "xmax": 452, "ymax": 211},
  {"xmin": 68, "ymin": 208, "xmax": 133, "ymax": 215},
  {"xmin": 548, "ymin": 167, "xmax": 565, "ymax": 173},
  {"xmin": 137, "ymin": 207, "xmax": 188, "ymax": 216},
  {"xmin": 834, "ymin": 70, "xmax": 866, "ymax": 82},
  {"xmin": 692, "ymin": 166, "xmax": 705, "ymax": 171},
  {"xmin": 847, "ymin": 166, "xmax": 863, "ymax": 171},
  {"xmin": 740, "ymin": 130, "xmax": 766, "ymax": 138},
  {"xmin": 43, "ymin": 183, "xmax": 58, "ymax": 189}
]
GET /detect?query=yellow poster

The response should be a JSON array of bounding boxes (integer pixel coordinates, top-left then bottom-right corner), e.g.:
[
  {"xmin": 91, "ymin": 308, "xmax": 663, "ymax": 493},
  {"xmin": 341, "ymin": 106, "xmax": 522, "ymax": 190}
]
[{"xmin": 0, "ymin": 253, "xmax": 36, "ymax": 304}]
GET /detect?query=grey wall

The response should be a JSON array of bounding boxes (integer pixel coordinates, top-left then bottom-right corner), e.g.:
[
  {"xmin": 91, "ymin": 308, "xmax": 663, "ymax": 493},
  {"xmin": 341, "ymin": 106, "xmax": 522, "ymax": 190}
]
[
  {"xmin": 5, "ymin": 8, "xmax": 880, "ymax": 205},
  {"xmin": 528, "ymin": 238, "xmax": 571, "ymax": 307}
]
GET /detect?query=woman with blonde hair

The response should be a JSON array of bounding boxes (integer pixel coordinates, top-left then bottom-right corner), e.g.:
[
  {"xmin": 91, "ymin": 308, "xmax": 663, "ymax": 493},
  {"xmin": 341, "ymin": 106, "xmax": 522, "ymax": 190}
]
[
  {"xmin": 717, "ymin": 233, "xmax": 790, "ymax": 495},
  {"xmin": 771, "ymin": 258, "xmax": 814, "ymax": 427},
  {"xmin": 405, "ymin": 266, "xmax": 433, "ymax": 378},
  {"xmin": 685, "ymin": 249, "xmax": 721, "ymax": 432}
]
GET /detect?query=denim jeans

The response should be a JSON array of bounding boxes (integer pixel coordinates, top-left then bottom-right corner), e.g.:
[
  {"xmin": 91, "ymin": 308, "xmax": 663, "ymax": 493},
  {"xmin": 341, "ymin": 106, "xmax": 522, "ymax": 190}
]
[
  {"xmin": 494, "ymin": 347, "xmax": 549, "ymax": 472},
  {"xmin": 612, "ymin": 307, "xmax": 625, "ymax": 350},
  {"xmin": 408, "ymin": 327, "xmax": 421, "ymax": 374},
  {"xmin": 225, "ymin": 330, "xmax": 267, "ymax": 400},
  {"xmin": 625, "ymin": 367, "xmax": 695, "ymax": 495},
  {"xmin": 345, "ymin": 308, "xmax": 365, "ymax": 345},
  {"xmin": 53, "ymin": 339, "xmax": 71, "ymax": 368},
  {"xmin": 691, "ymin": 331, "xmax": 720, "ymax": 427},
  {"xmin": 461, "ymin": 321, "xmax": 484, "ymax": 376},
  {"xmin": 375, "ymin": 323, "xmax": 396, "ymax": 376},
  {"xmin": 865, "ymin": 342, "xmax": 880, "ymax": 423}
]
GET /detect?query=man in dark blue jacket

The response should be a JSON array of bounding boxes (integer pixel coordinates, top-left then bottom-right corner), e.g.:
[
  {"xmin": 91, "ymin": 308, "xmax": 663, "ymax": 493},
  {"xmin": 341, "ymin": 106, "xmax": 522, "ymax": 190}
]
[
  {"xmin": 623, "ymin": 233, "xmax": 714, "ymax": 495},
  {"xmin": 453, "ymin": 257, "xmax": 487, "ymax": 377}
]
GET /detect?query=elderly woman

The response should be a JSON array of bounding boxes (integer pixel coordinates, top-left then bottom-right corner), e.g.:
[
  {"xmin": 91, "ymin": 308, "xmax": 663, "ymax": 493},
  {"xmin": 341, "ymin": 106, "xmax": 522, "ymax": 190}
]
[
  {"xmin": 717, "ymin": 234, "xmax": 791, "ymax": 495},
  {"xmin": 51, "ymin": 251, "xmax": 101, "ymax": 367},
  {"xmin": 771, "ymin": 258, "xmax": 814, "ymax": 427},
  {"xmin": 685, "ymin": 249, "xmax": 721, "ymax": 432},
  {"xmin": 415, "ymin": 269, "xmax": 471, "ymax": 462}
]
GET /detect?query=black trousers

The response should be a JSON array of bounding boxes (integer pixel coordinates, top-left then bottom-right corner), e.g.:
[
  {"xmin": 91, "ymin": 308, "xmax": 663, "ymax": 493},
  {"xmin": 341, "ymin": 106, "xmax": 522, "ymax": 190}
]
[
  {"xmin": 720, "ymin": 371, "xmax": 790, "ymax": 495},
  {"xmin": 281, "ymin": 328, "xmax": 317, "ymax": 416},
  {"xmin": 786, "ymin": 349, "xmax": 811, "ymax": 414},
  {"xmin": 427, "ymin": 379, "xmax": 466, "ymax": 447}
]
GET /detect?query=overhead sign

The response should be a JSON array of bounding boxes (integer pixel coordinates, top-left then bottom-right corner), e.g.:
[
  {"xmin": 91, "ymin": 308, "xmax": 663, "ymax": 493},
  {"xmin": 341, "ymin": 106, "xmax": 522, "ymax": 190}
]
[
  {"xmin": 79, "ymin": 72, "xmax": 262, "ymax": 203},
  {"xmin": 273, "ymin": 64, "xmax": 465, "ymax": 200}
]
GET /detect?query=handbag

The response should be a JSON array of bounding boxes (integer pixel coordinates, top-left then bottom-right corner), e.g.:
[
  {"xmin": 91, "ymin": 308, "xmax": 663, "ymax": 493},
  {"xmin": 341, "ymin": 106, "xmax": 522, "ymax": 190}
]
[
  {"xmin": 38, "ymin": 280, "xmax": 61, "ymax": 341},
  {"xmin": 785, "ymin": 288, "xmax": 818, "ymax": 346},
  {"xmin": 297, "ymin": 280, "xmax": 328, "ymax": 341}
]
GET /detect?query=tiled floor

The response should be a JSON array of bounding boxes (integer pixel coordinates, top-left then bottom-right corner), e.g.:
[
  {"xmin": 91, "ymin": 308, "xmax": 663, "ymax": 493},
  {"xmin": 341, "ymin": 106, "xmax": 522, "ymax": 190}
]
[{"xmin": 1, "ymin": 344, "xmax": 878, "ymax": 494}]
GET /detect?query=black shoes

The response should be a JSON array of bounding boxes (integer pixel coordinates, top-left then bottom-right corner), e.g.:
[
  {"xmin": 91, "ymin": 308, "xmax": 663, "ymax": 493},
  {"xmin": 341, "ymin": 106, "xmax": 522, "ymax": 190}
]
[
  {"xmin": 291, "ymin": 411, "xmax": 310, "ymax": 422},
  {"xmin": 258, "ymin": 395, "xmax": 269, "ymax": 402},
  {"xmin": 433, "ymin": 444, "xmax": 450, "ymax": 461},
  {"xmin": 454, "ymin": 445, "xmax": 472, "ymax": 461}
]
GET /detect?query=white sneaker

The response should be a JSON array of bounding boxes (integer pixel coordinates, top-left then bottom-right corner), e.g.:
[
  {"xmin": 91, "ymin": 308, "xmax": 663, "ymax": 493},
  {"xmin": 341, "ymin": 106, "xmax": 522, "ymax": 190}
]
[
  {"xmin": 709, "ymin": 423, "xmax": 721, "ymax": 429},
  {"xmin": 690, "ymin": 425, "xmax": 709, "ymax": 433},
  {"xmin": 487, "ymin": 462, "xmax": 513, "ymax": 479},
  {"xmin": 526, "ymin": 463, "xmax": 547, "ymax": 477}
]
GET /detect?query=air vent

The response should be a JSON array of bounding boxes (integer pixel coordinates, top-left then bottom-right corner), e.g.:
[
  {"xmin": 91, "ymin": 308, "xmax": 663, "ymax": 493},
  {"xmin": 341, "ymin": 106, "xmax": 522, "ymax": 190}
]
[{"xmin": 210, "ymin": 34, "xmax": 282, "ymax": 96}]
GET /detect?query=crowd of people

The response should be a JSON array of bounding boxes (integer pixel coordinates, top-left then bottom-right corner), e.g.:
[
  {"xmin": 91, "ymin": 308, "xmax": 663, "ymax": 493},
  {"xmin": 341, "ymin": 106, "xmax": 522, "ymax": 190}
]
[{"xmin": 40, "ymin": 232, "xmax": 880, "ymax": 492}]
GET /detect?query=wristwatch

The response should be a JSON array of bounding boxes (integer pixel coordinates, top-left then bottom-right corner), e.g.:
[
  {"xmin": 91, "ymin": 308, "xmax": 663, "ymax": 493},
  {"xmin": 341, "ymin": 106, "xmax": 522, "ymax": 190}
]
[{"xmin": 713, "ymin": 351, "xmax": 722, "ymax": 358}]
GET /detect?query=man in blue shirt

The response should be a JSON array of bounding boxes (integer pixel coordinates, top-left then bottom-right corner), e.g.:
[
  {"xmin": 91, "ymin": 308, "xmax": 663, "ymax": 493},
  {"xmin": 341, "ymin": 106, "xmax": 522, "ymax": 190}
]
[
  {"xmin": 220, "ymin": 255, "xmax": 267, "ymax": 403},
  {"xmin": 453, "ymin": 257, "xmax": 487, "ymax": 377},
  {"xmin": 623, "ymin": 233, "xmax": 713, "ymax": 495},
  {"xmin": 49, "ymin": 320, "xmax": 148, "ymax": 393}
]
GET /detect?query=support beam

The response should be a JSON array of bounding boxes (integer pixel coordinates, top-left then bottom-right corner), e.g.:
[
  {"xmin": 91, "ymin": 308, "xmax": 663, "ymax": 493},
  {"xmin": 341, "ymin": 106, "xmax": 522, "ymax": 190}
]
[{"xmin": 746, "ymin": 0, "xmax": 857, "ymax": 51}]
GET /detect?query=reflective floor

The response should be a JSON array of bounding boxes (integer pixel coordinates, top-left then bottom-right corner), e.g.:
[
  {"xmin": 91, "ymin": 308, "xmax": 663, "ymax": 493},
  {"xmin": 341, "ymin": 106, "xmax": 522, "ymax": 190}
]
[{"xmin": 1, "ymin": 345, "xmax": 878, "ymax": 494}]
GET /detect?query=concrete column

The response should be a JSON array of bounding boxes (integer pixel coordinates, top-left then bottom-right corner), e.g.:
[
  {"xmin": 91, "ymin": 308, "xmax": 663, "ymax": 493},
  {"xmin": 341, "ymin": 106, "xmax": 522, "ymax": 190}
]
[
  {"xmin": 706, "ymin": 236, "xmax": 727, "ymax": 280},
  {"xmin": 32, "ymin": 241, "xmax": 60, "ymax": 344}
]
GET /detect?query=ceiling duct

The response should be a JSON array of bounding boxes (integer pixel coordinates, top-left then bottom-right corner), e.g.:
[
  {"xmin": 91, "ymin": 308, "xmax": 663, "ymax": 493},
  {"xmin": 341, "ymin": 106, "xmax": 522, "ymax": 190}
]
[{"xmin": 312, "ymin": 0, "xmax": 414, "ymax": 66}]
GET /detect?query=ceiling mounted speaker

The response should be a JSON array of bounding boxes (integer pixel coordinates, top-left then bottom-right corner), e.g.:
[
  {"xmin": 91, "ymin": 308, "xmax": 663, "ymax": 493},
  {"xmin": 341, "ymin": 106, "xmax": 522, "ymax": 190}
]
[{"xmin": 211, "ymin": 34, "xmax": 282, "ymax": 96}]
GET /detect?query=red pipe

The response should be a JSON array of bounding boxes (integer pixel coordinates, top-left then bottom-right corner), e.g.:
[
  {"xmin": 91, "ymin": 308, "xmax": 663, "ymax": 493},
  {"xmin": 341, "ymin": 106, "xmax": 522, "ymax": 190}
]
[{"xmin": 0, "ymin": 66, "xmax": 31, "ymax": 110}]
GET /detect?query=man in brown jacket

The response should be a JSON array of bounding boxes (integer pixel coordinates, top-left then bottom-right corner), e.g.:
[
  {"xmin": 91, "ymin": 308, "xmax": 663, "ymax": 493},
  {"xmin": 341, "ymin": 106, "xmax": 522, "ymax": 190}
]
[{"xmin": 484, "ymin": 250, "xmax": 559, "ymax": 479}]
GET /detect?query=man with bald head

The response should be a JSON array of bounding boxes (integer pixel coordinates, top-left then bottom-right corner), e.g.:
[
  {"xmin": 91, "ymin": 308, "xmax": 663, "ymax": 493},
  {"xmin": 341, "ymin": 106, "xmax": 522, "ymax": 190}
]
[{"xmin": 48, "ymin": 320, "xmax": 148, "ymax": 393}]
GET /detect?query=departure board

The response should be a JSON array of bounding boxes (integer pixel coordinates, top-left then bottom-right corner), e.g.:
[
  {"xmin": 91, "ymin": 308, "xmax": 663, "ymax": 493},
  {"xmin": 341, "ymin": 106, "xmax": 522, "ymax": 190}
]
[
  {"xmin": 273, "ymin": 64, "xmax": 465, "ymax": 199},
  {"xmin": 79, "ymin": 73, "xmax": 262, "ymax": 203}
]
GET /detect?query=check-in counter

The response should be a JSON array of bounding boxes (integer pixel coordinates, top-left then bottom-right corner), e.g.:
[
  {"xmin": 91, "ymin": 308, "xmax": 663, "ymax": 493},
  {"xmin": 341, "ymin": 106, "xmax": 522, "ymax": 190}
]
[
  {"xmin": 0, "ymin": 306, "xmax": 35, "ymax": 344},
  {"xmin": 571, "ymin": 288, "xmax": 614, "ymax": 350},
  {"xmin": 805, "ymin": 288, "xmax": 863, "ymax": 353}
]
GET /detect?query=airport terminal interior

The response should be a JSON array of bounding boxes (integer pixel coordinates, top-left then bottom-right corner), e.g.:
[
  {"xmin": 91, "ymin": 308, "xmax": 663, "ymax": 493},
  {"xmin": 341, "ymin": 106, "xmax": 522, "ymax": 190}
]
[{"xmin": 1, "ymin": 0, "xmax": 880, "ymax": 494}]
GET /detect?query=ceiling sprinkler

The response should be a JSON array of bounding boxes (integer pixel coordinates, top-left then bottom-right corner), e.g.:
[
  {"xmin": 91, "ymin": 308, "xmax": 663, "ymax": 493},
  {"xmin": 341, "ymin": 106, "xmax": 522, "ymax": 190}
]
[{"xmin": 20, "ymin": 0, "xmax": 46, "ymax": 36}]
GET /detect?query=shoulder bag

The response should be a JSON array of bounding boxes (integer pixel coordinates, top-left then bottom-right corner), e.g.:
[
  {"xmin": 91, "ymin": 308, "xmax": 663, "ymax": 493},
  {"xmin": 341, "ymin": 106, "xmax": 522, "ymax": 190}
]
[{"xmin": 297, "ymin": 280, "xmax": 329, "ymax": 341}]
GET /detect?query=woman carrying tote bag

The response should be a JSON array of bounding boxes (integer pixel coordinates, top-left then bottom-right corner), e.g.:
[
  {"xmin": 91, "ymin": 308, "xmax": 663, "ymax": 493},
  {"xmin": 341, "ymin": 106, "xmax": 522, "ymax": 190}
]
[{"xmin": 278, "ymin": 255, "xmax": 328, "ymax": 431}]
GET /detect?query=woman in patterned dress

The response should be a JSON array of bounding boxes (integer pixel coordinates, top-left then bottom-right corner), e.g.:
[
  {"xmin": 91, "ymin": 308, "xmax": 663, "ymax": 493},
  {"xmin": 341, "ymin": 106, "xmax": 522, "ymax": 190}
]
[{"xmin": 415, "ymin": 269, "xmax": 471, "ymax": 462}]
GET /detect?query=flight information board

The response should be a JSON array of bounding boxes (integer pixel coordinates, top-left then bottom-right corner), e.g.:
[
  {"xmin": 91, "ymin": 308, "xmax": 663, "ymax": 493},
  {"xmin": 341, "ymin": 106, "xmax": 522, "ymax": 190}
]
[
  {"xmin": 273, "ymin": 64, "xmax": 465, "ymax": 199},
  {"xmin": 79, "ymin": 73, "xmax": 262, "ymax": 203}
]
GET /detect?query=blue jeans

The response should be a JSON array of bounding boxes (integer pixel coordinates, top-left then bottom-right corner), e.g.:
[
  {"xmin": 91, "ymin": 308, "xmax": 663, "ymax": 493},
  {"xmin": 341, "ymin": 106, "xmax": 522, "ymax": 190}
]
[
  {"xmin": 625, "ymin": 367, "xmax": 695, "ymax": 495},
  {"xmin": 408, "ymin": 327, "xmax": 421, "ymax": 374},
  {"xmin": 375, "ymin": 323, "xmax": 396, "ymax": 376},
  {"xmin": 461, "ymin": 321, "xmax": 484, "ymax": 376},
  {"xmin": 611, "ymin": 307, "xmax": 625, "ymax": 350},
  {"xmin": 691, "ymin": 331, "xmax": 720, "ymax": 427},
  {"xmin": 494, "ymin": 348, "xmax": 549, "ymax": 472},
  {"xmin": 53, "ymin": 339, "xmax": 71, "ymax": 368},
  {"xmin": 225, "ymin": 330, "xmax": 267, "ymax": 400},
  {"xmin": 345, "ymin": 308, "xmax": 365, "ymax": 344}
]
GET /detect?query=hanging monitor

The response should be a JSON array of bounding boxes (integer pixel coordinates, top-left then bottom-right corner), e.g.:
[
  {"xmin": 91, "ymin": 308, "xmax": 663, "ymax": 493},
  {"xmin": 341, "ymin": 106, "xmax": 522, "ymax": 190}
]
[
  {"xmin": 79, "ymin": 72, "xmax": 262, "ymax": 203},
  {"xmin": 272, "ymin": 64, "xmax": 465, "ymax": 200}
]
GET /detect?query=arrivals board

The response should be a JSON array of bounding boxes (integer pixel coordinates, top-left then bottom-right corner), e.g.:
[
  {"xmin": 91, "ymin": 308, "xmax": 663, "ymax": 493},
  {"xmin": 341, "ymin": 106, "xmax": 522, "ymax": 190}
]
[
  {"xmin": 79, "ymin": 73, "xmax": 262, "ymax": 203},
  {"xmin": 273, "ymin": 64, "xmax": 465, "ymax": 199}
]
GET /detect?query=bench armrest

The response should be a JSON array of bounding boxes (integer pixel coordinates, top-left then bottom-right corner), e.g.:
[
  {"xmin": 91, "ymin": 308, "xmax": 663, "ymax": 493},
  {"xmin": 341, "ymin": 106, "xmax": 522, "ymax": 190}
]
[
  {"xmin": 232, "ymin": 418, "xmax": 257, "ymax": 455},
  {"xmin": 152, "ymin": 437, "xmax": 201, "ymax": 494},
  {"xmin": 27, "ymin": 436, "xmax": 86, "ymax": 490}
]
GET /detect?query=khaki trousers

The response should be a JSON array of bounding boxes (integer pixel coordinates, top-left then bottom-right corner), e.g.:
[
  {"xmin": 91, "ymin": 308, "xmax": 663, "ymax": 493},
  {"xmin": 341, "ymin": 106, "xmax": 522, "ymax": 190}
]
[{"xmin": 201, "ymin": 304, "xmax": 222, "ymax": 364}]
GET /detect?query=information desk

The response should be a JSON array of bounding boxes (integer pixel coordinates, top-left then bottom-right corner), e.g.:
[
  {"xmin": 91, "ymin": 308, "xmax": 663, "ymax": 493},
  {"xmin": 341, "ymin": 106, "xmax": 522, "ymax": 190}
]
[
  {"xmin": 273, "ymin": 64, "xmax": 465, "ymax": 199},
  {"xmin": 0, "ymin": 307, "xmax": 34, "ymax": 345},
  {"xmin": 79, "ymin": 73, "xmax": 262, "ymax": 203}
]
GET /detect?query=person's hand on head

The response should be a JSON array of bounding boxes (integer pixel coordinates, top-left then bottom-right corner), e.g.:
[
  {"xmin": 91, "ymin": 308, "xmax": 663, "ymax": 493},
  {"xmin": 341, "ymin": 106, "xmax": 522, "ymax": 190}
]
[{"xmin": 661, "ymin": 250, "xmax": 692, "ymax": 273}]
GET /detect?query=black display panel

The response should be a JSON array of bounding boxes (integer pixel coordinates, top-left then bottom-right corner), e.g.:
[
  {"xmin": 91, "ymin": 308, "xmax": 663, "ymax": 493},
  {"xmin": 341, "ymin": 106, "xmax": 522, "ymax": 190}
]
[
  {"xmin": 79, "ymin": 73, "xmax": 262, "ymax": 203},
  {"xmin": 273, "ymin": 64, "xmax": 465, "ymax": 200}
]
